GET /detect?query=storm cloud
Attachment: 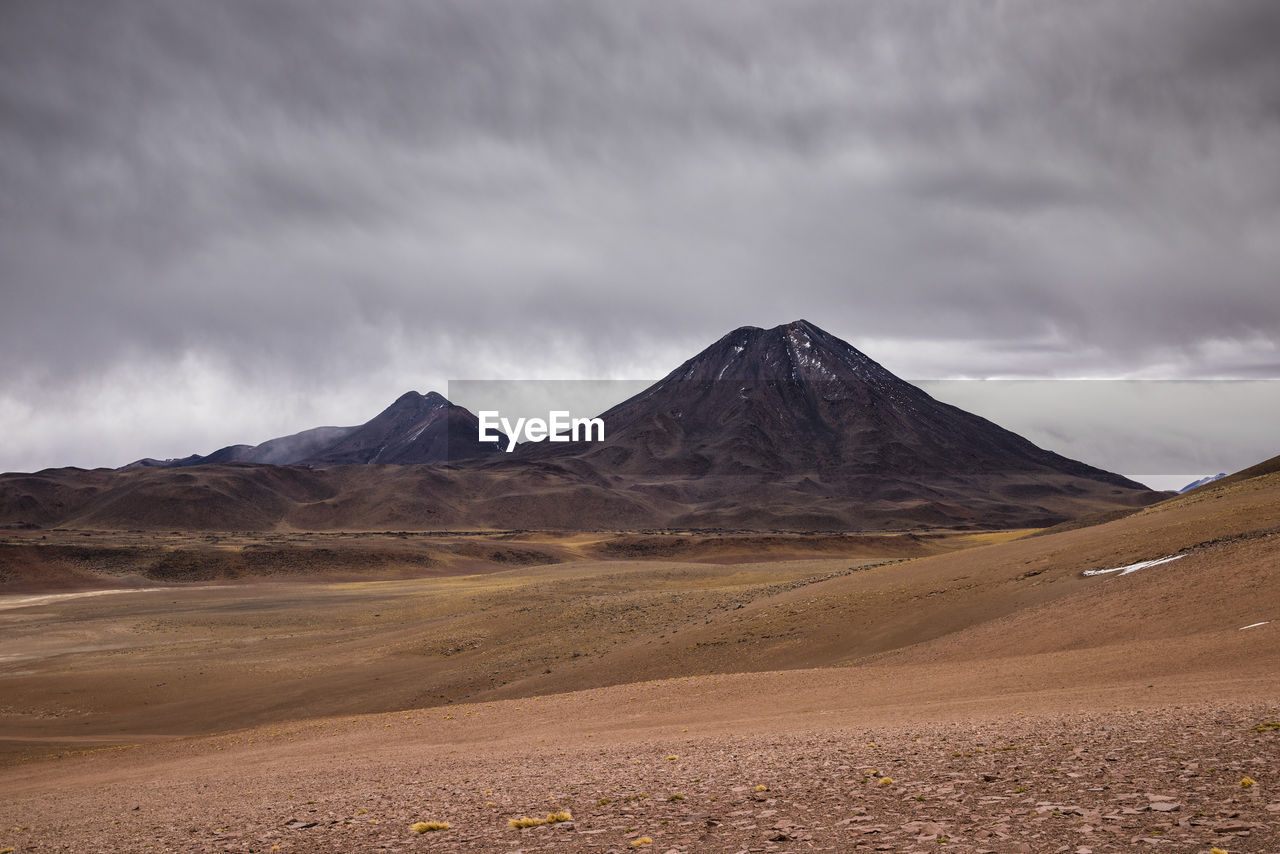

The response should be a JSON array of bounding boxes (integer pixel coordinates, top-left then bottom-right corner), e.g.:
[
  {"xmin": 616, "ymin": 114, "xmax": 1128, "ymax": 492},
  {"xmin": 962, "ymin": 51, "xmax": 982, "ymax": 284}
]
[{"xmin": 2, "ymin": 1, "xmax": 1279, "ymax": 475}]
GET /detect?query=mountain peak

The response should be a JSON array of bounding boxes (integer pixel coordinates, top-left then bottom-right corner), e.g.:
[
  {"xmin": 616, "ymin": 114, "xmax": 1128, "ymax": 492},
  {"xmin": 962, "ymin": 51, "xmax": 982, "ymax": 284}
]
[
  {"xmin": 532, "ymin": 320, "xmax": 1145, "ymax": 504},
  {"xmin": 308, "ymin": 389, "xmax": 497, "ymax": 465},
  {"xmin": 671, "ymin": 319, "xmax": 889, "ymax": 386},
  {"xmin": 780, "ymin": 318, "xmax": 820, "ymax": 334},
  {"xmin": 723, "ymin": 319, "xmax": 821, "ymax": 341},
  {"xmin": 390, "ymin": 390, "xmax": 449, "ymax": 409}
]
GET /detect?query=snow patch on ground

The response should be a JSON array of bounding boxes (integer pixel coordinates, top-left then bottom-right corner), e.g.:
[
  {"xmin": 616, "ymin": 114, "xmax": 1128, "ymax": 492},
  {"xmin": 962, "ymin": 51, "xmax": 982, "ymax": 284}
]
[{"xmin": 1082, "ymin": 554, "xmax": 1186, "ymax": 577}]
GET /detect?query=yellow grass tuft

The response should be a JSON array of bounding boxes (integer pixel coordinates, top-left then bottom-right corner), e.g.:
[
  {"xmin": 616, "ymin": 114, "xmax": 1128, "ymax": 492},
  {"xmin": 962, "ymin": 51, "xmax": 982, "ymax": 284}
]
[
  {"xmin": 755, "ymin": 784, "xmax": 768, "ymax": 791},
  {"xmin": 1210, "ymin": 848, "xmax": 1228, "ymax": 854},
  {"xmin": 631, "ymin": 837, "xmax": 653, "ymax": 847},
  {"xmin": 1240, "ymin": 777, "xmax": 1256, "ymax": 787},
  {"xmin": 509, "ymin": 816, "xmax": 546, "ymax": 828},
  {"xmin": 1253, "ymin": 721, "xmax": 1280, "ymax": 732},
  {"xmin": 665, "ymin": 755, "xmax": 678, "ymax": 761},
  {"xmin": 509, "ymin": 810, "xmax": 571, "ymax": 829},
  {"xmin": 667, "ymin": 794, "xmax": 686, "ymax": 801},
  {"xmin": 411, "ymin": 820, "xmax": 450, "ymax": 833},
  {"xmin": 877, "ymin": 776, "xmax": 894, "ymax": 787}
]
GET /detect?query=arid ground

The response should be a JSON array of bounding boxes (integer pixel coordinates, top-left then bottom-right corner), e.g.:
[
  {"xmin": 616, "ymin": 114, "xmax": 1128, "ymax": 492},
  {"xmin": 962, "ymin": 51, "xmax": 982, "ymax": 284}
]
[{"xmin": 1, "ymin": 466, "xmax": 1278, "ymax": 852}]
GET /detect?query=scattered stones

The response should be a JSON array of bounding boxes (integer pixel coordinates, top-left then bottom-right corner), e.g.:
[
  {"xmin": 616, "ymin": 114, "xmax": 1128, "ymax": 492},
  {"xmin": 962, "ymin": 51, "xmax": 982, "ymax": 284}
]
[
  {"xmin": 1213, "ymin": 822, "xmax": 1253, "ymax": 832},
  {"xmin": 2, "ymin": 703, "xmax": 1277, "ymax": 852}
]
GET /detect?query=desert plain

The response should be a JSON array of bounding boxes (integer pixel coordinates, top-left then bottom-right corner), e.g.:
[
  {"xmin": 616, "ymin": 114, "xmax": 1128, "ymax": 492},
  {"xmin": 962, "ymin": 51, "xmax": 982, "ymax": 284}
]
[{"xmin": 2, "ymin": 464, "xmax": 1278, "ymax": 853}]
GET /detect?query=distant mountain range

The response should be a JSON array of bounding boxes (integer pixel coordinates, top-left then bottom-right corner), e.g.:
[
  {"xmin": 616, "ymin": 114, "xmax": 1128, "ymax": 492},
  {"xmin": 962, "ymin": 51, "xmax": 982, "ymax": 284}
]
[
  {"xmin": 129, "ymin": 391, "xmax": 504, "ymax": 468},
  {"xmin": 1178, "ymin": 473, "xmax": 1227, "ymax": 493},
  {"xmin": 2, "ymin": 320, "xmax": 1161, "ymax": 531}
]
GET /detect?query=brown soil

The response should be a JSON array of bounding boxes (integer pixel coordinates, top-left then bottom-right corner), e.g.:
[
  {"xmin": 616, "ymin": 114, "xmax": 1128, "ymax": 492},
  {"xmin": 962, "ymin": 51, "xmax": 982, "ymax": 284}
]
[
  {"xmin": 0, "ymin": 469, "xmax": 1277, "ymax": 852},
  {"xmin": 1, "ymin": 681, "xmax": 1276, "ymax": 852},
  {"xmin": 0, "ymin": 457, "xmax": 1159, "ymax": 533}
]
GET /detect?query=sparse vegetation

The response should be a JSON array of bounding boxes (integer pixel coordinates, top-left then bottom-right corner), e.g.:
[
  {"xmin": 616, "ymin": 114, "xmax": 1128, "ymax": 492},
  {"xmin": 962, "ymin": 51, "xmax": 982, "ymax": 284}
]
[
  {"xmin": 8, "ymin": 468, "xmax": 1280, "ymax": 853},
  {"xmin": 508, "ymin": 809, "xmax": 572, "ymax": 829},
  {"xmin": 410, "ymin": 820, "xmax": 450, "ymax": 833},
  {"xmin": 631, "ymin": 837, "xmax": 653, "ymax": 847},
  {"xmin": 509, "ymin": 816, "xmax": 545, "ymax": 829}
]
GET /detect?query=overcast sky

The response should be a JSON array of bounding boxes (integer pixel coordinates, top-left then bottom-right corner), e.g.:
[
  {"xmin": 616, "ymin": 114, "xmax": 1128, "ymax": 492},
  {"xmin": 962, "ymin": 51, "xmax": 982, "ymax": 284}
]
[{"xmin": 3, "ymin": 1, "xmax": 1278, "ymax": 481}]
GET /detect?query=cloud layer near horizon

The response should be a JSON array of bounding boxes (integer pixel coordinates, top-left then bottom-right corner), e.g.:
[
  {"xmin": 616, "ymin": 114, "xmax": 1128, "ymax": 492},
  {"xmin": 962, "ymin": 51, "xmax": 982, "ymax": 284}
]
[{"xmin": 3, "ymin": 1, "xmax": 1279, "ymax": 472}]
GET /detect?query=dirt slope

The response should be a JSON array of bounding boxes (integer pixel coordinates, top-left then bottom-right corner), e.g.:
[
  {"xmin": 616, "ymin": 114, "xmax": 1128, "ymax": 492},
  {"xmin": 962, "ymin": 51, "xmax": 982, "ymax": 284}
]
[
  {"xmin": 1, "ymin": 465, "xmax": 1274, "ymax": 752},
  {"xmin": 0, "ymin": 460, "xmax": 1276, "ymax": 853}
]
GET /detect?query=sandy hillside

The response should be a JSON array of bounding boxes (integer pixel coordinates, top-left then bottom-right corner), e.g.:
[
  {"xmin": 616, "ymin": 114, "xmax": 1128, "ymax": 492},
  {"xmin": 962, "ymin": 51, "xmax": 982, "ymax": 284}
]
[{"xmin": 0, "ymin": 465, "xmax": 1277, "ymax": 852}]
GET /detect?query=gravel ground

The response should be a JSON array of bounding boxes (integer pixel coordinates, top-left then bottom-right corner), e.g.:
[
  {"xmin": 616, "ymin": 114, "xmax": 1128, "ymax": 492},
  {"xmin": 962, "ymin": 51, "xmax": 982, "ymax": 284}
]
[{"xmin": 3, "ymin": 702, "xmax": 1277, "ymax": 853}]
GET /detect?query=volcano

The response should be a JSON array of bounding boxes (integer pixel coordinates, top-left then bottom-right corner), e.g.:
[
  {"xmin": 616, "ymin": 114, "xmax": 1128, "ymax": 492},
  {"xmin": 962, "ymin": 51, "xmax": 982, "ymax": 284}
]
[
  {"xmin": 306, "ymin": 391, "xmax": 507, "ymax": 465},
  {"xmin": 523, "ymin": 319, "xmax": 1138, "ymax": 482},
  {"xmin": 500, "ymin": 319, "xmax": 1154, "ymax": 528},
  {"xmin": 128, "ymin": 391, "xmax": 504, "ymax": 469}
]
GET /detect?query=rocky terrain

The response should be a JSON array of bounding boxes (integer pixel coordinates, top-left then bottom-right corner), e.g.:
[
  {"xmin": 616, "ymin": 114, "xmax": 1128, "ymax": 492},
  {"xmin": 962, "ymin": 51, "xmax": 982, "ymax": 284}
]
[
  {"xmin": 1, "ymin": 693, "xmax": 1276, "ymax": 853},
  {"xmin": 0, "ymin": 426, "xmax": 1275, "ymax": 854}
]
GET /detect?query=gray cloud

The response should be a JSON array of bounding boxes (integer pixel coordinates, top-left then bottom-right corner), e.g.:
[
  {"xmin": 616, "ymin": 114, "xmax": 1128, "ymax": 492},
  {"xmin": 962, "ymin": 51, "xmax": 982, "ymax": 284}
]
[{"xmin": 2, "ymin": 1, "xmax": 1279, "ymax": 472}]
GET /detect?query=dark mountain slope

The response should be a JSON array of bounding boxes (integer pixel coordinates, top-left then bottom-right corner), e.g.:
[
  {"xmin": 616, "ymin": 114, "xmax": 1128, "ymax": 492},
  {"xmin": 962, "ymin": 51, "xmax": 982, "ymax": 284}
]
[
  {"xmin": 200, "ymin": 426, "xmax": 358, "ymax": 466},
  {"xmin": 516, "ymin": 319, "xmax": 1141, "ymax": 487},
  {"xmin": 124, "ymin": 392, "xmax": 503, "ymax": 470},
  {"xmin": 305, "ymin": 391, "xmax": 505, "ymax": 465},
  {"xmin": 486, "ymin": 320, "xmax": 1155, "ymax": 528}
]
